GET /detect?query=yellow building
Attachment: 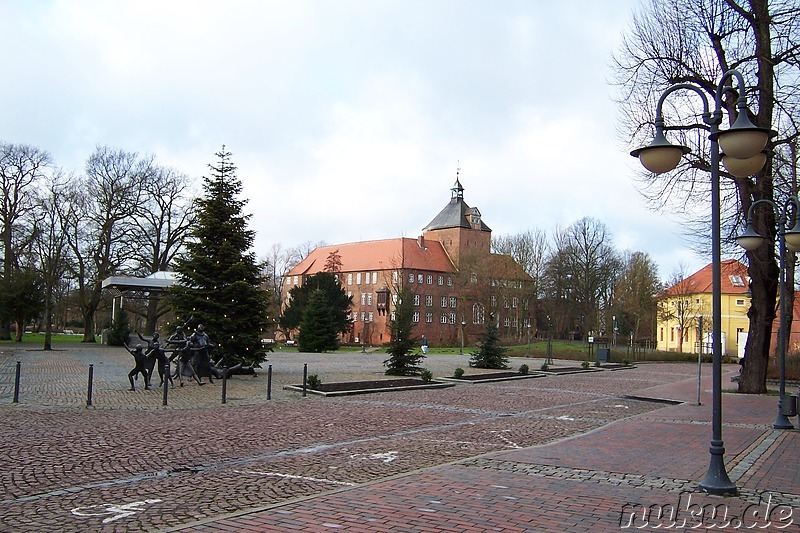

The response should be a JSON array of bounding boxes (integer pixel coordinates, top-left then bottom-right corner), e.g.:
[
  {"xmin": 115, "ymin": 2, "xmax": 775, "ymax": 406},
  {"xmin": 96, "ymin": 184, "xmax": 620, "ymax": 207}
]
[{"xmin": 656, "ymin": 260, "xmax": 750, "ymax": 358}]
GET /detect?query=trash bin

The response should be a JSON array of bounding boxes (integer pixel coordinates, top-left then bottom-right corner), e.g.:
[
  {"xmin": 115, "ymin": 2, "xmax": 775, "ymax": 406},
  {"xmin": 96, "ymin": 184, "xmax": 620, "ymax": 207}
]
[
  {"xmin": 597, "ymin": 348, "xmax": 610, "ymax": 363},
  {"xmin": 781, "ymin": 395, "xmax": 798, "ymax": 417}
]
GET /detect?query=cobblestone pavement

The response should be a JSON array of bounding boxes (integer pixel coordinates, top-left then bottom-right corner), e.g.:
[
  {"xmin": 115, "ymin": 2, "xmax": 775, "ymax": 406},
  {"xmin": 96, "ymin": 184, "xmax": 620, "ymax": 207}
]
[{"xmin": 1, "ymin": 344, "xmax": 797, "ymax": 532}]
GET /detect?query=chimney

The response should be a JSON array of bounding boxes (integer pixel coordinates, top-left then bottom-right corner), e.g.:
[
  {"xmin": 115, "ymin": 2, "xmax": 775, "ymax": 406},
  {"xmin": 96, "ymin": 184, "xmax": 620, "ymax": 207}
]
[{"xmin": 417, "ymin": 235, "xmax": 426, "ymax": 249}]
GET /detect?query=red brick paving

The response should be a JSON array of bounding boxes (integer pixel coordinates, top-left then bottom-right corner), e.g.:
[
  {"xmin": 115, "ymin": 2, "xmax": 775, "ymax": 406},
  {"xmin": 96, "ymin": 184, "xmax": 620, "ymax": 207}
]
[{"xmin": 1, "ymin": 346, "xmax": 798, "ymax": 532}]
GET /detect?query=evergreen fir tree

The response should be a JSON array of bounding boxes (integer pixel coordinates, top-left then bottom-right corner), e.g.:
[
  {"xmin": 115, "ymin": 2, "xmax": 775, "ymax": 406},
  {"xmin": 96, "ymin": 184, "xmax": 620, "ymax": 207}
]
[
  {"xmin": 168, "ymin": 146, "xmax": 270, "ymax": 366},
  {"xmin": 384, "ymin": 287, "xmax": 424, "ymax": 375},
  {"xmin": 297, "ymin": 289, "xmax": 339, "ymax": 352},
  {"xmin": 470, "ymin": 313, "xmax": 509, "ymax": 369},
  {"xmin": 106, "ymin": 308, "xmax": 132, "ymax": 346},
  {"xmin": 280, "ymin": 272, "xmax": 352, "ymax": 338}
]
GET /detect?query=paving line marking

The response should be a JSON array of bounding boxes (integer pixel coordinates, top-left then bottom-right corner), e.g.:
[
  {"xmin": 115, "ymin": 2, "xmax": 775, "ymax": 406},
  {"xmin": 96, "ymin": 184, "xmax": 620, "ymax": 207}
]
[
  {"xmin": 349, "ymin": 451, "xmax": 399, "ymax": 463},
  {"xmin": 727, "ymin": 428, "xmax": 785, "ymax": 483},
  {"xmin": 490, "ymin": 430, "xmax": 522, "ymax": 449},
  {"xmin": 233, "ymin": 469, "xmax": 355, "ymax": 486},
  {"xmin": 461, "ymin": 458, "xmax": 800, "ymax": 508},
  {"xmin": 71, "ymin": 498, "xmax": 163, "ymax": 524}
]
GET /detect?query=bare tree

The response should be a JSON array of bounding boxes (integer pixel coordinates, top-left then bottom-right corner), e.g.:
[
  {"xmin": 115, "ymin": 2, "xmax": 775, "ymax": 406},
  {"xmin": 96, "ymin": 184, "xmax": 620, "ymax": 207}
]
[
  {"xmin": 565, "ymin": 217, "xmax": 622, "ymax": 339},
  {"xmin": 615, "ymin": 251, "xmax": 662, "ymax": 341},
  {"xmin": 129, "ymin": 166, "xmax": 196, "ymax": 333},
  {"xmin": 0, "ymin": 143, "xmax": 51, "ymax": 339},
  {"xmin": 492, "ymin": 229, "xmax": 549, "ymax": 332},
  {"xmin": 613, "ymin": 0, "xmax": 800, "ymax": 393},
  {"xmin": 32, "ymin": 174, "xmax": 70, "ymax": 350},
  {"xmin": 262, "ymin": 243, "xmax": 302, "ymax": 336},
  {"xmin": 60, "ymin": 146, "xmax": 151, "ymax": 342}
]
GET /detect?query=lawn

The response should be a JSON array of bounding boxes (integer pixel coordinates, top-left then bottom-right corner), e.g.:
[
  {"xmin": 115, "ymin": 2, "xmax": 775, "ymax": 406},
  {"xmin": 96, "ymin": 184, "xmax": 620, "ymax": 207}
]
[{"xmin": 0, "ymin": 333, "xmax": 98, "ymax": 345}]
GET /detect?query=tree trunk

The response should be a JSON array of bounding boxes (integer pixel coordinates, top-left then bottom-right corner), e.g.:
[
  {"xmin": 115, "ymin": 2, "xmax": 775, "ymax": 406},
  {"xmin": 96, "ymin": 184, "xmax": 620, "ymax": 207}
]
[
  {"xmin": 144, "ymin": 297, "xmax": 159, "ymax": 335},
  {"xmin": 82, "ymin": 311, "xmax": 96, "ymax": 343},
  {"xmin": 43, "ymin": 289, "xmax": 53, "ymax": 350},
  {"xmin": 740, "ymin": 242, "xmax": 778, "ymax": 394}
]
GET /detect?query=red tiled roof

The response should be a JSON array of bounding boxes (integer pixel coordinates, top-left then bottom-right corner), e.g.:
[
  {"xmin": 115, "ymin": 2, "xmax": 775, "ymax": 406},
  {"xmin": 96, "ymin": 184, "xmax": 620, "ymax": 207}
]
[
  {"xmin": 286, "ymin": 238, "xmax": 456, "ymax": 277},
  {"xmin": 660, "ymin": 259, "xmax": 750, "ymax": 297}
]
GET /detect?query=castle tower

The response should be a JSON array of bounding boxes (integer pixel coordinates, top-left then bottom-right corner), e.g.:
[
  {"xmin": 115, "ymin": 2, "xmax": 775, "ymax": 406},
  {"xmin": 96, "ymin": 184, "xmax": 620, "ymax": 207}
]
[{"xmin": 421, "ymin": 177, "xmax": 491, "ymax": 268}]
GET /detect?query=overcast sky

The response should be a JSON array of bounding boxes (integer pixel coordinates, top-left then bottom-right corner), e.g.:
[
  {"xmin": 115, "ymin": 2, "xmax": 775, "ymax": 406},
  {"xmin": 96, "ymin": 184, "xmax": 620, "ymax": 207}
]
[{"xmin": 1, "ymin": 0, "xmax": 709, "ymax": 280}]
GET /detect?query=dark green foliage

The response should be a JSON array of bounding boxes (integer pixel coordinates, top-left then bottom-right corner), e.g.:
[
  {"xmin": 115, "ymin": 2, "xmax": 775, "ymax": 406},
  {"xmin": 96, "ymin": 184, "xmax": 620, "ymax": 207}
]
[
  {"xmin": 168, "ymin": 147, "xmax": 270, "ymax": 366},
  {"xmin": 420, "ymin": 369, "xmax": 433, "ymax": 382},
  {"xmin": 518, "ymin": 364, "xmax": 529, "ymax": 375},
  {"xmin": 470, "ymin": 314, "xmax": 509, "ymax": 369},
  {"xmin": 453, "ymin": 367, "xmax": 465, "ymax": 378},
  {"xmin": 0, "ymin": 269, "xmax": 44, "ymax": 342},
  {"xmin": 297, "ymin": 289, "xmax": 340, "ymax": 352},
  {"xmin": 280, "ymin": 272, "xmax": 352, "ymax": 337},
  {"xmin": 106, "ymin": 308, "xmax": 132, "ymax": 346},
  {"xmin": 384, "ymin": 287, "xmax": 424, "ymax": 375},
  {"xmin": 306, "ymin": 374, "xmax": 322, "ymax": 390}
]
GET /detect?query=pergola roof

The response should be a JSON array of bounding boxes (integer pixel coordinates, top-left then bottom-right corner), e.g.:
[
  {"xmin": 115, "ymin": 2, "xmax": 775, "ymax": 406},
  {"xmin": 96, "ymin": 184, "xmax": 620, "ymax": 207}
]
[{"xmin": 101, "ymin": 271, "xmax": 179, "ymax": 295}]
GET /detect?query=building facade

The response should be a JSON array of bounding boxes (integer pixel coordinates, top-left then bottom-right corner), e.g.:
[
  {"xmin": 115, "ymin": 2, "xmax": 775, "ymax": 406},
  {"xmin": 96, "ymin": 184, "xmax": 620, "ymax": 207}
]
[
  {"xmin": 656, "ymin": 259, "xmax": 751, "ymax": 357},
  {"xmin": 282, "ymin": 179, "xmax": 533, "ymax": 347}
]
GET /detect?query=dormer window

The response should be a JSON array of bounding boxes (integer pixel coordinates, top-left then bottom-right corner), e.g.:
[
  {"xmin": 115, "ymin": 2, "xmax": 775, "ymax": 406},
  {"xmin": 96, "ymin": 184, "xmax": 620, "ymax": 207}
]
[{"xmin": 729, "ymin": 275, "xmax": 745, "ymax": 287}]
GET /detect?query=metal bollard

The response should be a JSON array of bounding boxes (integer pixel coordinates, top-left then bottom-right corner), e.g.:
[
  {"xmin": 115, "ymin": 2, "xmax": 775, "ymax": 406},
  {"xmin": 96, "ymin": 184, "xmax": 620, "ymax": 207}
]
[
  {"xmin": 13, "ymin": 361, "xmax": 21, "ymax": 403},
  {"xmin": 303, "ymin": 363, "xmax": 308, "ymax": 397},
  {"xmin": 267, "ymin": 364, "xmax": 272, "ymax": 400},
  {"xmin": 163, "ymin": 361, "xmax": 169, "ymax": 407},
  {"xmin": 221, "ymin": 369, "xmax": 228, "ymax": 404},
  {"xmin": 87, "ymin": 364, "xmax": 94, "ymax": 407}
]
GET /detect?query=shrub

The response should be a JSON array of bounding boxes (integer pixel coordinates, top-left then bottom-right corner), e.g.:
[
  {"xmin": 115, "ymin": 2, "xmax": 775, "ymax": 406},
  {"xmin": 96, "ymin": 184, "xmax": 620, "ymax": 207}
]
[
  {"xmin": 581, "ymin": 361, "xmax": 590, "ymax": 369},
  {"xmin": 420, "ymin": 369, "xmax": 433, "ymax": 382},
  {"xmin": 469, "ymin": 315, "xmax": 509, "ymax": 369},
  {"xmin": 594, "ymin": 361, "xmax": 601, "ymax": 367},
  {"xmin": 540, "ymin": 363, "xmax": 549, "ymax": 371},
  {"xmin": 518, "ymin": 364, "xmax": 529, "ymax": 375},
  {"xmin": 622, "ymin": 360, "xmax": 631, "ymax": 366},
  {"xmin": 106, "ymin": 309, "xmax": 132, "ymax": 346},
  {"xmin": 453, "ymin": 367, "xmax": 465, "ymax": 378},
  {"xmin": 306, "ymin": 374, "xmax": 322, "ymax": 390}
]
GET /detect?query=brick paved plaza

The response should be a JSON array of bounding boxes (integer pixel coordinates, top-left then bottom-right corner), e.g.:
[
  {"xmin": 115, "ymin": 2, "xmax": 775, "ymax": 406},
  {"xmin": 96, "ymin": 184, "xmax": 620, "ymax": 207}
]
[{"xmin": 1, "ymin": 344, "xmax": 798, "ymax": 532}]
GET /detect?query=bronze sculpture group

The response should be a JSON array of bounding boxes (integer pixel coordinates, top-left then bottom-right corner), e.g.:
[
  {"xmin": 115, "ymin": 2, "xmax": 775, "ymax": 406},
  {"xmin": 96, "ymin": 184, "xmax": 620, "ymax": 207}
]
[{"xmin": 124, "ymin": 324, "xmax": 258, "ymax": 391}]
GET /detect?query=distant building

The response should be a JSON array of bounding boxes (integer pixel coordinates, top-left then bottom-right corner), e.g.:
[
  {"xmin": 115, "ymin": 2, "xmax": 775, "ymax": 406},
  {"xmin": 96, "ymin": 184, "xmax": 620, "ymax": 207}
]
[
  {"xmin": 656, "ymin": 259, "xmax": 750, "ymax": 357},
  {"xmin": 282, "ymin": 179, "xmax": 533, "ymax": 346}
]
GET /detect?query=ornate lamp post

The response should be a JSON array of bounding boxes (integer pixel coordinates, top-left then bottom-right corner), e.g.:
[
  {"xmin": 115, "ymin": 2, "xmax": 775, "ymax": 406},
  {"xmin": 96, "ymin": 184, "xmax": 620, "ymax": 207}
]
[
  {"xmin": 736, "ymin": 197, "xmax": 800, "ymax": 429},
  {"xmin": 630, "ymin": 69, "xmax": 771, "ymax": 496}
]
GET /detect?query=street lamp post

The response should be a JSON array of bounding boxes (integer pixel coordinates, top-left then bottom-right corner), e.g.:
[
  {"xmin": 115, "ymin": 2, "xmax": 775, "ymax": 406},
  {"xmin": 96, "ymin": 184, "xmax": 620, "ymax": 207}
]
[
  {"xmin": 736, "ymin": 197, "xmax": 800, "ymax": 429},
  {"xmin": 460, "ymin": 318, "xmax": 466, "ymax": 355},
  {"xmin": 631, "ymin": 69, "xmax": 771, "ymax": 496},
  {"xmin": 527, "ymin": 323, "xmax": 531, "ymax": 350}
]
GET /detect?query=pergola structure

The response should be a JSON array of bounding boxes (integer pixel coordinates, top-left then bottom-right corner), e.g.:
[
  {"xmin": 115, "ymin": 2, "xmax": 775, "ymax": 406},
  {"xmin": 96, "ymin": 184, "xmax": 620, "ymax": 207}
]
[{"xmin": 101, "ymin": 271, "xmax": 179, "ymax": 320}]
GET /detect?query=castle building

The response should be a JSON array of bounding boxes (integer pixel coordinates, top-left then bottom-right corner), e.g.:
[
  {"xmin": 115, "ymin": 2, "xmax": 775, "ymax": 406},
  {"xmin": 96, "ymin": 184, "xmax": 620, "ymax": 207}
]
[{"xmin": 282, "ymin": 179, "xmax": 533, "ymax": 347}]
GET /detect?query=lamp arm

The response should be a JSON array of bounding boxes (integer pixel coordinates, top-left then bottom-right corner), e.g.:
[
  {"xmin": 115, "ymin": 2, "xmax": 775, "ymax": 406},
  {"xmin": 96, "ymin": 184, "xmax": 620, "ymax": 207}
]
[
  {"xmin": 713, "ymin": 69, "xmax": 750, "ymax": 119},
  {"xmin": 781, "ymin": 196, "xmax": 800, "ymax": 228},
  {"xmin": 654, "ymin": 83, "xmax": 711, "ymax": 126}
]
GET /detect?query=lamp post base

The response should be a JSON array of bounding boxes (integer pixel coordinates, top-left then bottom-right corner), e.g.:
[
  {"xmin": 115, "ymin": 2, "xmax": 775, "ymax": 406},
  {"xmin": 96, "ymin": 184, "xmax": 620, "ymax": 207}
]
[
  {"xmin": 698, "ymin": 443, "xmax": 738, "ymax": 496},
  {"xmin": 773, "ymin": 411, "xmax": 794, "ymax": 430}
]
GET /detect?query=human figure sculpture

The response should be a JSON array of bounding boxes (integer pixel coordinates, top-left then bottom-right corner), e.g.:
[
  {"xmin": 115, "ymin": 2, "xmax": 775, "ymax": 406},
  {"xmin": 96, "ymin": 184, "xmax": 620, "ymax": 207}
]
[
  {"xmin": 150, "ymin": 339, "xmax": 174, "ymax": 388},
  {"xmin": 137, "ymin": 331, "xmax": 161, "ymax": 387},
  {"xmin": 190, "ymin": 324, "xmax": 222, "ymax": 384},
  {"xmin": 165, "ymin": 326, "xmax": 202, "ymax": 386},
  {"xmin": 124, "ymin": 342, "xmax": 150, "ymax": 391}
]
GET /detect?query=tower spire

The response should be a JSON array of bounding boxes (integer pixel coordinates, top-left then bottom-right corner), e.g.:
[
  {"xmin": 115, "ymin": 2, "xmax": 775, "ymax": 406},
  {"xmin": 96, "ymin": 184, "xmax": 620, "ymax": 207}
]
[{"xmin": 451, "ymin": 161, "xmax": 464, "ymax": 199}]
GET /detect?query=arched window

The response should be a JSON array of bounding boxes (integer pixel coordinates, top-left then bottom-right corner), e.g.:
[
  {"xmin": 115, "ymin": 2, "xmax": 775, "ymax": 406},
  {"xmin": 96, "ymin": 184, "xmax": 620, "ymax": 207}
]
[{"xmin": 472, "ymin": 303, "xmax": 485, "ymax": 324}]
